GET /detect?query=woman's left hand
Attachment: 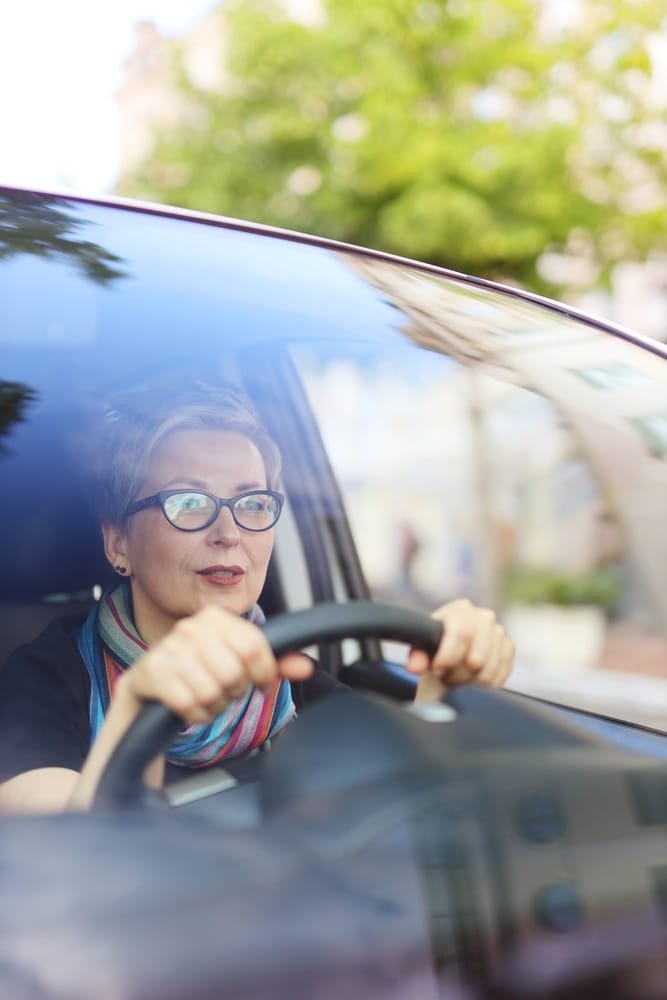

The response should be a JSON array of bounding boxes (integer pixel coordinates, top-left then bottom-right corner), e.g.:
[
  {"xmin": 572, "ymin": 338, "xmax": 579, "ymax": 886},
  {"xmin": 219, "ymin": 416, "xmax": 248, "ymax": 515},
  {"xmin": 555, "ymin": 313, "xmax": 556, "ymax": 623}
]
[{"xmin": 406, "ymin": 598, "xmax": 515, "ymax": 701}]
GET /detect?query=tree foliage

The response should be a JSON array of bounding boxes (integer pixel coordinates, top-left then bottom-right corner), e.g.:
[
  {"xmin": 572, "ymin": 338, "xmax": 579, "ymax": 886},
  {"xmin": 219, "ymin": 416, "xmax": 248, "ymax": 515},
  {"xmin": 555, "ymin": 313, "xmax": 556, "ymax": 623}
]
[
  {"xmin": 0, "ymin": 192, "xmax": 126, "ymax": 285},
  {"xmin": 118, "ymin": 0, "xmax": 667, "ymax": 293}
]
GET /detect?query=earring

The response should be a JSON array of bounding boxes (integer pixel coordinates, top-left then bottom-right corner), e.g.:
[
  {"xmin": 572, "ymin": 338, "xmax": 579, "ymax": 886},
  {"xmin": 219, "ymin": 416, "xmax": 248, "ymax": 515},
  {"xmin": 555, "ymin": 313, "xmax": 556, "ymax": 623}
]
[{"xmin": 115, "ymin": 565, "xmax": 127, "ymax": 575}]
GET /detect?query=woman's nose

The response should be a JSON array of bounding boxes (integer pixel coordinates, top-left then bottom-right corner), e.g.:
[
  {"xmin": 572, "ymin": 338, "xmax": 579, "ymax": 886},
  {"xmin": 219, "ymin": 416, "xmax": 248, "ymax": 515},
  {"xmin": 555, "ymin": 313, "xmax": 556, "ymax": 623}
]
[{"xmin": 206, "ymin": 505, "xmax": 240, "ymax": 545}]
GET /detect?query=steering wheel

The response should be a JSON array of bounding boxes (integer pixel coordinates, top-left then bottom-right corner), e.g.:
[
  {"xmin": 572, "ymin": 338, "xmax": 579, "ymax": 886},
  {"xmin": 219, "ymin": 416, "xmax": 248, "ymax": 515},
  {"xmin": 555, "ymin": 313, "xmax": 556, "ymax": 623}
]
[{"xmin": 93, "ymin": 601, "xmax": 443, "ymax": 809}]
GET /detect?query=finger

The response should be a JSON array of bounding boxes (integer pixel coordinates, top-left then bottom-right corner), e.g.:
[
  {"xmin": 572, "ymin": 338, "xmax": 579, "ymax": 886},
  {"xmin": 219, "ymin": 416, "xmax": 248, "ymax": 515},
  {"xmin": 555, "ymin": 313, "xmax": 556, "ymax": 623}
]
[
  {"xmin": 475, "ymin": 626, "xmax": 504, "ymax": 687},
  {"xmin": 405, "ymin": 649, "xmax": 430, "ymax": 675},
  {"xmin": 151, "ymin": 623, "xmax": 248, "ymax": 709},
  {"xmin": 445, "ymin": 665, "xmax": 476, "ymax": 686},
  {"xmin": 166, "ymin": 650, "xmax": 235, "ymax": 708},
  {"xmin": 473, "ymin": 630, "xmax": 515, "ymax": 689},
  {"xmin": 277, "ymin": 653, "xmax": 315, "ymax": 680},
  {"xmin": 197, "ymin": 640, "xmax": 255, "ymax": 699},
  {"xmin": 464, "ymin": 610, "xmax": 497, "ymax": 674},
  {"xmin": 411, "ymin": 599, "xmax": 473, "ymax": 677},
  {"xmin": 431, "ymin": 601, "xmax": 475, "ymax": 676},
  {"xmin": 214, "ymin": 625, "xmax": 277, "ymax": 693},
  {"xmin": 128, "ymin": 655, "xmax": 221, "ymax": 724},
  {"xmin": 493, "ymin": 634, "xmax": 516, "ymax": 688},
  {"xmin": 174, "ymin": 608, "xmax": 277, "ymax": 694}
]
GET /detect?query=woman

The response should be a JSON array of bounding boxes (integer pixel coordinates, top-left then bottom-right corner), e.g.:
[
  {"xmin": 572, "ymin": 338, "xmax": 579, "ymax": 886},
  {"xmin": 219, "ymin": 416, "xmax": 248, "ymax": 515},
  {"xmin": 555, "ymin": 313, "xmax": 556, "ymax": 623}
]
[{"xmin": 0, "ymin": 382, "xmax": 515, "ymax": 812}]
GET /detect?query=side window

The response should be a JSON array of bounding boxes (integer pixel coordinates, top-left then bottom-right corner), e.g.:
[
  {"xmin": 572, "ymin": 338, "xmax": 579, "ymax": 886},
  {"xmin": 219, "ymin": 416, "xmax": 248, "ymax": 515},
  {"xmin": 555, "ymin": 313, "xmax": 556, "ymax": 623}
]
[{"xmin": 292, "ymin": 340, "xmax": 667, "ymax": 733}]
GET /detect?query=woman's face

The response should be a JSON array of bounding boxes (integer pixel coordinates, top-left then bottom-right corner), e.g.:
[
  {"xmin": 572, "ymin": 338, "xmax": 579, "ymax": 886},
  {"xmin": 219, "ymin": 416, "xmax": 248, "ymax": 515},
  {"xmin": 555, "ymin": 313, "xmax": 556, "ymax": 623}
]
[{"xmin": 103, "ymin": 428, "xmax": 276, "ymax": 645}]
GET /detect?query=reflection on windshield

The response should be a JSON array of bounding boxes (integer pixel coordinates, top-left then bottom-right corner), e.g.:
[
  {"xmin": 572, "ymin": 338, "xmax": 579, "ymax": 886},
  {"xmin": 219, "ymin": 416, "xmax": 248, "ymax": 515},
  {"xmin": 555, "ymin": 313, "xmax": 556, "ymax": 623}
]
[
  {"xmin": 292, "ymin": 322, "xmax": 667, "ymax": 732},
  {"xmin": 0, "ymin": 380, "xmax": 37, "ymax": 455},
  {"xmin": 340, "ymin": 255, "xmax": 667, "ymax": 625},
  {"xmin": 0, "ymin": 191, "xmax": 126, "ymax": 286}
]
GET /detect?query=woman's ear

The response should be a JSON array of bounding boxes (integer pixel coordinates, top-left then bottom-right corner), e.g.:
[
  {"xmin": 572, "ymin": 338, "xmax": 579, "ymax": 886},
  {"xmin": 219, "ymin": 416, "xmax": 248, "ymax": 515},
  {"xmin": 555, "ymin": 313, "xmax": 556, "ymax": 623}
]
[{"xmin": 101, "ymin": 522, "xmax": 133, "ymax": 578}]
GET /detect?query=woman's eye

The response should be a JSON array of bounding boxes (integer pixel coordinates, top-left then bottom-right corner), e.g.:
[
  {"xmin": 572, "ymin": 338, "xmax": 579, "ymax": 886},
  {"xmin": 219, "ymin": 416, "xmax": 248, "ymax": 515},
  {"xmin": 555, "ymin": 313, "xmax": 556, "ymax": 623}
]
[
  {"xmin": 238, "ymin": 496, "xmax": 269, "ymax": 514},
  {"xmin": 172, "ymin": 493, "xmax": 207, "ymax": 513}
]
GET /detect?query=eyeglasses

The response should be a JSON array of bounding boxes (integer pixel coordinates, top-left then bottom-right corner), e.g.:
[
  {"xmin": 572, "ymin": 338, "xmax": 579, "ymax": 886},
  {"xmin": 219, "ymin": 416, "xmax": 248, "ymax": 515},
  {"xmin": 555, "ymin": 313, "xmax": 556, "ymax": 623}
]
[{"xmin": 124, "ymin": 489, "xmax": 284, "ymax": 533}]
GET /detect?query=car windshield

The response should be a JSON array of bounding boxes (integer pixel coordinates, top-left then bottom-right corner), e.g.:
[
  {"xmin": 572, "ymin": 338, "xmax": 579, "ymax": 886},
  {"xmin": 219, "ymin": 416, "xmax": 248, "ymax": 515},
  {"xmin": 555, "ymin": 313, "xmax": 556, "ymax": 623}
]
[{"xmin": 1, "ymin": 189, "xmax": 666, "ymax": 733}]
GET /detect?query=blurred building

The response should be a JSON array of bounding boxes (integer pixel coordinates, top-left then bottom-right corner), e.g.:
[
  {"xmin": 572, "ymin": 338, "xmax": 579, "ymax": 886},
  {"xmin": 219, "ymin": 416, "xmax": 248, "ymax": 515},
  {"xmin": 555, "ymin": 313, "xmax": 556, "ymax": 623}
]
[
  {"xmin": 116, "ymin": 10, "xmax": 227, "ymax": 181},
  {"xmin": 116, "ymin": 1, "xmax": 323, "ymax": 182}
]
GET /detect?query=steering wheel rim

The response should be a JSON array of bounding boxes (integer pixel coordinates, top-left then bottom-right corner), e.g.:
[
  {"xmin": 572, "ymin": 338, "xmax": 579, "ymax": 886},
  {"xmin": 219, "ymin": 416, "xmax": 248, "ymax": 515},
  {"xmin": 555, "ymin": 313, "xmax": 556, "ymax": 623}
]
[{"xmin": 93, "ymin": 601, "xmax": 443, "ymax": 809}]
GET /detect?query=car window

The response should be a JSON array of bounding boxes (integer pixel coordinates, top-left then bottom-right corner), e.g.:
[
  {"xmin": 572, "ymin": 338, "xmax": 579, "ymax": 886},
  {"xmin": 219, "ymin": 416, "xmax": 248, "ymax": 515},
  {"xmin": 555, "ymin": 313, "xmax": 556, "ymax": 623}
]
[{"xmin": 291, "ymin": 263, "xmax": 667, "ymax": 732}]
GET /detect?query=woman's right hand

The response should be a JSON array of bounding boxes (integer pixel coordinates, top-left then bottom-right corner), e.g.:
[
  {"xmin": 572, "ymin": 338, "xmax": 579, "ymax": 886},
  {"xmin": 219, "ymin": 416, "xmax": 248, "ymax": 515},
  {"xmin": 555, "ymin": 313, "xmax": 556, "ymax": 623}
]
[
  {"xmin": 59, "ymin": 605, "xmax": 313, "ymax": 811},
  {"xmin": 117, "ymin": 604, "xmax": 313, "ymax": 723}
]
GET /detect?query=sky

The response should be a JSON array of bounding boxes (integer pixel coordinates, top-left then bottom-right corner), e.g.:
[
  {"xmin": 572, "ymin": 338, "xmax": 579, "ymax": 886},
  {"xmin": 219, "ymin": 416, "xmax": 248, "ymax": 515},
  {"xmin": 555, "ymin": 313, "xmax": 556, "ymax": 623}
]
[{"xmin": 0, "ymin": 1, "xmax": 215, "ymax": 194}]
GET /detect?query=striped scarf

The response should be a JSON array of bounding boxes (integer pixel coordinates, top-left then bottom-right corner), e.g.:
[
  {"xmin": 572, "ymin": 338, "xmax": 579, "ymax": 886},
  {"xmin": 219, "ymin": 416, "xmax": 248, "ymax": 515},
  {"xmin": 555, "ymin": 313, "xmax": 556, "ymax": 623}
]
[{"xmin": 74, "ymin": 582, "xmax": 295, "ymax": 768}]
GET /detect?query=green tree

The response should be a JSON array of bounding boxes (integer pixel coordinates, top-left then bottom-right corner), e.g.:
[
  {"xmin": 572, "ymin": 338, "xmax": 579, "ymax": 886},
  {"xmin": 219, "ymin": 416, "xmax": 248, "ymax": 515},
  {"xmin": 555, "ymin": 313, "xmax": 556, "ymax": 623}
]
[{"xmin": 118, "ymin": 0, "xmax": 667, "ymax": 293}]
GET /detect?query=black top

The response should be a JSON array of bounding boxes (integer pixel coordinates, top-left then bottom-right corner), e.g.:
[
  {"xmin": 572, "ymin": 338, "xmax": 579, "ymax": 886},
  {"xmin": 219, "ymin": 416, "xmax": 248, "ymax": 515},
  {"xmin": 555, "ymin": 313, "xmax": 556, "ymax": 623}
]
[{"xmin": 0, "ymin": 615, "xmax": 347, "ymax": 783}]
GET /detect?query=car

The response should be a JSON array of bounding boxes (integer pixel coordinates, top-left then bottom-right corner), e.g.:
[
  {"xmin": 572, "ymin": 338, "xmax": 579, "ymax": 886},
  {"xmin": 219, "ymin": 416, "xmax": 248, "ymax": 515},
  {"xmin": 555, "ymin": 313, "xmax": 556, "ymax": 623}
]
[{"xmin": 0, "ymin": 184, "xmax": 666, "ymax": 998}]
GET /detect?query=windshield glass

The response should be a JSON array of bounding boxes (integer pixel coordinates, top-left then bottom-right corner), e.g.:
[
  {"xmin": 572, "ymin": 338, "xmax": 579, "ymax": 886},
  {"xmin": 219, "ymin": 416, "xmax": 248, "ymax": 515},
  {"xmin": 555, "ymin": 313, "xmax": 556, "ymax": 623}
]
[{"xmin": 1, "ymin": 191, "xmax": 666, "ymax": 734}]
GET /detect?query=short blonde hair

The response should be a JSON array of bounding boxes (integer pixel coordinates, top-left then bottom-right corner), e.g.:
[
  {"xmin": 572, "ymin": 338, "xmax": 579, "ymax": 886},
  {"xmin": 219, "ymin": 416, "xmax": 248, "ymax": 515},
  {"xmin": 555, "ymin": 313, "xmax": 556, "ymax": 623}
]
[{"xmin": 93, "ymin": 380, "xmax": 282, "ymax": 526}]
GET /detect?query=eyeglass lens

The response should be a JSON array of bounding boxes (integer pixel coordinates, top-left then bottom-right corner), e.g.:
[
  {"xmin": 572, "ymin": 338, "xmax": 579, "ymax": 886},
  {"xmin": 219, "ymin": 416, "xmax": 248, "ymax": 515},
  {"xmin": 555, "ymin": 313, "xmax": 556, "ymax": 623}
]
[{"xmin": 162, "ymin": 491, "xmax": 280, "ymax": 531}]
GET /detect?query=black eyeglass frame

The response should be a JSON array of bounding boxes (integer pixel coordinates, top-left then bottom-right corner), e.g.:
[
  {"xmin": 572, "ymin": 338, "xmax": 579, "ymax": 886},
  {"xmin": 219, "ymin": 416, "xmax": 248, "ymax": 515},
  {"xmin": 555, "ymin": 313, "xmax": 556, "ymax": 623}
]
[{"xmin": 124, "ymin": 489, "xmax": 285, "ymax": 533}]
